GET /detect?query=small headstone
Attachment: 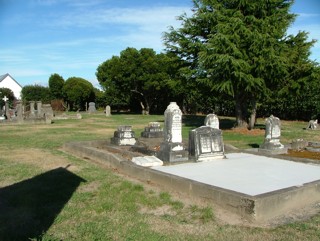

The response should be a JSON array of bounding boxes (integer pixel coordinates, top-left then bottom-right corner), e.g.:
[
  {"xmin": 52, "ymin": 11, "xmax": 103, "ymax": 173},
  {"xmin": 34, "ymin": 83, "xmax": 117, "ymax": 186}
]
[
  {"xmin": 111, "ymin": 125, "xmax": 136, "ymax": 145},
  {"xmin": 141, "ymin": 122, "xmax": 164, "ymax": 138},
  {"xmin": 42, "ymin": 104, "xmax": 54, "ymax": 124},
  {"xmin": 259, "ymin": 115, "xmax": 287, "ymax": 154},
  {"xmin": 157, "ymin": 102, "xmax": 188, "ymax": 162},
  {"xmin": 307, "ymin": 119, "xmax": 318, "ymax": 130},
  {"xmin": 88, "ymin": 102, "xmax": 96, "ymax": 114},
  {"xmin": 189, "ymin": 126, "xmax": 225, "ymax": 161},
  {"xmin": 204, "ymin": 113, "xmax": 219, "ymax": 129},
  {"xmin": 105, "ymin": 105, "xmax": 111, "ymax": 116}
]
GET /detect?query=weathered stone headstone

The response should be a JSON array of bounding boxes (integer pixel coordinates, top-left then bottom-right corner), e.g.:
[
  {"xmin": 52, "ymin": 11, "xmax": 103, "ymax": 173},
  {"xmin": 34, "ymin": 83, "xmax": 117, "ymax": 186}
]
[
  {"xmin": 16, "ymin": 101, "xmax": 23, "ymax": 123},
  {"xmin": 204, "ymin": 113, "xmax": 219, "ymax": 129},
  {"xmin": 307, "ymin": 119, "xmax": 318, "ymax": 130},
  {"xmin": 259, "ymin": 115, "xmax": 287, "ymax": 154},
  {"xmin": 189, "ymin": 126, "xmax": 225, "ymax": 161},
  {"xmin": 30, "ymin": 101, "xmax": 36, "ymax": 117},
  {"xmin": 111, "ymin": 125, "xmax": 136, "ymax": 145},
  {"xmin": 42, "ymin": 104, "xmax": 54, "ymax": 124},
  {"xmin": 157, "ymin": 102, "xmax": 188, "ymax": 162},
  {"xmin": 105, "ymin": 105, "xmax": 111, "ymax": 116},
  {"xmin": 36, "ymin": 101, "xmax": 42, "ymax": 117},
  {"xmin": 141, "ymin": 122, "xmax": 163, "ymax": 138},
  {"xmin": 88, "ymin": 102, "xmax": 96, "ymax": 114}
]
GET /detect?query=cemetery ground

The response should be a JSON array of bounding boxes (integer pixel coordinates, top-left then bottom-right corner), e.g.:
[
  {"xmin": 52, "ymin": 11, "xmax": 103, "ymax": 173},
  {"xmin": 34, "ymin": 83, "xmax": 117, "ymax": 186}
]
[{"xmin": 0, "ymin": 113, "xmax": 319, "ymax": 240}]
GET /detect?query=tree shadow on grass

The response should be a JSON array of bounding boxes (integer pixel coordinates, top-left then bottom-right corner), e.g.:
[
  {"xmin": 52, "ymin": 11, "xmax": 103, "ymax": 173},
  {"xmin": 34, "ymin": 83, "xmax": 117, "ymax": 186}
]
[{"xmin": 0, "ymin": 167, "xmax": 86, "ymax": 241}]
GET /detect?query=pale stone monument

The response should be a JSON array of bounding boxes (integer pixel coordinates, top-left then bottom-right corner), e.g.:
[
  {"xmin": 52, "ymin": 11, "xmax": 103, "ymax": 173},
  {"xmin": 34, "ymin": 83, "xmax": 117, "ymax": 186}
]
[
  {"xmin": 30, "ymin": 101, "xmax": 36, "ymax": 117},
  {"xmin": 105, "ymin": 105, "xmax": 111, "ymax": 116},
  {"xmin": 141, "ymin": 122, "xmax": 163, "ymax": 138},
  {"xmin": 36, "ymin": 101, "xmax": 42, "ymax": 117},
  {"xmin": 259, "ymin": 115, "xmax": 287, "ymax": 154},
  {"xmin": 88, "ymin": 102, "xmax": 96, "ymax": 114},
  {"xmin": 16, "ymin": 101, "xmax": 23, "ymax": 123},
  {"xmin": 2, "ymin": 95, "xmax": 9, "ymax": 118},
  {"xmin": 204, "ymin": 113, "xmax": 219, "ymax": 129},
  {"xmin": 157, "ymin": 102, "xmax": 188, "ymax": 162},
  {"xmin": 307, "ymin": 119, "xmax": 318, "ymax": 130},
  {"xmin": 111, "ymin": 125, "xmax": 136, "ymax": 145},
  {"xmin": 42, "ymin": 104, "xmax": 54, "ymax": 124},
  {"xmin": 189, "ymin": 126, "xmax": 225, "ymax": 161}
]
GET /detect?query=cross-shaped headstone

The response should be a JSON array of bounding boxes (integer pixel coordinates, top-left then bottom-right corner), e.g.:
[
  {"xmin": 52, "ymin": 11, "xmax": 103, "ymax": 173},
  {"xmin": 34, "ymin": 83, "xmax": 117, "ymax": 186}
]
[{"xmin": 2, "ymin": 96, "xmax": 8, "ymax": 102}]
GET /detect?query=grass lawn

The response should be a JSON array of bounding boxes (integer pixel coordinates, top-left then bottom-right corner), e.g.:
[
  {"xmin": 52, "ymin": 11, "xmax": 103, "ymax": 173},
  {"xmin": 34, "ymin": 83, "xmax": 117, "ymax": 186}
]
[{"xmin": 0, "ymin": 112, "xmax": 319, "ymax": 240}]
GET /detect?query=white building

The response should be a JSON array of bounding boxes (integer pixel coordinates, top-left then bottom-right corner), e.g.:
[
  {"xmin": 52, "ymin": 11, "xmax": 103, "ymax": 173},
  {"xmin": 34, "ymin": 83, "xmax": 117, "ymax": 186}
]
[{"xmin": 0, "ymin": 73, "xmax": 22, "ymax": 99}]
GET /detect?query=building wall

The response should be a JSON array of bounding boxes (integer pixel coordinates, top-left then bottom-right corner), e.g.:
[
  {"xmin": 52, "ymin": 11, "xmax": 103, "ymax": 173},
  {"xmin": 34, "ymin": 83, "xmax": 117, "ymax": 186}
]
[{"xmin": 0, "ymin": 75, "xmax": 22, "ymax": 99}]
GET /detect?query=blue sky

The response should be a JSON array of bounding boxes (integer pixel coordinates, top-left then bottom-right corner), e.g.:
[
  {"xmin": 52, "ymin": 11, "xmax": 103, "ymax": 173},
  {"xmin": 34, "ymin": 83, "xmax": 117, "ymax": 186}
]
[{"xmin": 1, "ymin": 0, "xmax": 319, "ymax": 88}]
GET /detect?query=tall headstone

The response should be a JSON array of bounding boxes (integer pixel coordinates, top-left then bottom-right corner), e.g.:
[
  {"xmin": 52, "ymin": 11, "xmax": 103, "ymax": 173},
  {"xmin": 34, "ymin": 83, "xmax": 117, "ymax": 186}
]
[
  {"xmin": 88, "ymin": 102, "xmax": 96, "ymax": 114},
  {"xmin": 105, "ymin": 105, "xmax": 111, "ymax": 116},
  {"xmin": 141, "ymin": 122, "xmax": 163, "ymax": 138},
  {"xmin": 36, "ymin": 101, "xmax": 42, "ymax": 117},
  {"xmin": 111, "ymin": 125, "xmax": 136, "ymax": 145},
  {"xmin": 3, "ymin": 96, "xmax": 9, "ymax": 118},
  {"xmin": 16, "ymin": 101, "xmax": 23, "ymax": 123},
  {"xmin": 157, "ymin": 102, "xmax": 188, "ymax": 162},
  {"xmin": 189, "ymin": 126, "xmax": 225, "ymax": 161},
  {"xmin": 204, "ymin": 113, "xmax": 219, "ymax": 129},
  {"xmin": 42, "ymin": 104, "xmax": 54, "ymax": 124},
  {"xmin": 30, "ymin": 101, "xmax": 36, "ymax": 117},
  {"xmin": 259, "ymin": 115, "xmax": 287, "ymax": 154}
]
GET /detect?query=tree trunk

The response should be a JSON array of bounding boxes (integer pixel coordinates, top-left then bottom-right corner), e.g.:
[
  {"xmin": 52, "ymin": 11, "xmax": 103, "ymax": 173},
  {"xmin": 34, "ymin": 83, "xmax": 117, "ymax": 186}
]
[
  {"xmin": 248, "ymin": 99, "xmax": 257, "ymax": 130},
  {"xmin": 235, "ymin": 99, "xmax": 248, "ymax": 128}
]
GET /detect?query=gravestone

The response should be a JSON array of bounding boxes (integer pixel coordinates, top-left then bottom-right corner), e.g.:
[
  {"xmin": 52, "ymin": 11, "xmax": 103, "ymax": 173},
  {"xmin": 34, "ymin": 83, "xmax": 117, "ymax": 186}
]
[
  {"xmin": 88, "ymin": 102, "xmax": 96, "ymax": 114},
  {"xmin": 36, "ymin": 101, "xmax": 42, "ymax": 117},
  {"xmin": 16, "ymin": 101, "xmax": 23, "ymax": 123},
  {"xmin": 259, "ymin": 115, "xmax": 287, "ymax": 154},
  {"xmin": 204, "ymin": 113, "xmax": 219, "ymax": 129},
  {"xmin": 30, "ymin": 101, "xmax": 36, "ymax": 117},
  {"xmin": 42, "ymin": 104, "xmax": 54, "ymax": 124},
  {"xmin": 307, "ymin": 119, "xmax": 317, "ymax": 130},
  {"xmin": 189, "ymin": 126, "xmax": 225, "ymax": 161},
  {"xmin": 157, "ymin": 102, "xmax": 188, "ymax": 162},
  {"xmin": 141, "ymin": 122, "xmax": 163, "ymax": 138},
  {"xmin": 111, "ymin": 125, "xmax": 136, "ymax": 145},
  {"xmin": 105, "ymin": 105, "xmax": 111, "ymax": 116}
]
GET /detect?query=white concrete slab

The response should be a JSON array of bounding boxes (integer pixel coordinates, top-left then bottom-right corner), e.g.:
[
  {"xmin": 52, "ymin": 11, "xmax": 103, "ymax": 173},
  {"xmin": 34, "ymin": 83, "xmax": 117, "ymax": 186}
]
[
  {"xmin": 152, "ymin": 153, "xmax": 320, "ymax": 196},
  {"xmin": 132, "ymin": 156, "xmax": 163, "ymax": 167}
]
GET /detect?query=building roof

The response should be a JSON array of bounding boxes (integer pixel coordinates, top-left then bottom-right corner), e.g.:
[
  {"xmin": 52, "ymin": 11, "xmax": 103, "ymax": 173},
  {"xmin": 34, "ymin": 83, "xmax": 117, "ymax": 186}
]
[{"xmin": 0, "ymin": 73, "xmax": 23, "ymax": 88}]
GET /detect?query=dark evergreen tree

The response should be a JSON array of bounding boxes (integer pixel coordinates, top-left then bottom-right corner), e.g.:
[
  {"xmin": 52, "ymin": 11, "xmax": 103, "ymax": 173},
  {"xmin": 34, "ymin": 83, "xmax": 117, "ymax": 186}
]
[
  {"xmin": 48, "ymin": 73, "xmax": 65, "ymax": 99},
  {"xmin": 164, "ymin": 0, "xmax": 316, "ymax": 128}
]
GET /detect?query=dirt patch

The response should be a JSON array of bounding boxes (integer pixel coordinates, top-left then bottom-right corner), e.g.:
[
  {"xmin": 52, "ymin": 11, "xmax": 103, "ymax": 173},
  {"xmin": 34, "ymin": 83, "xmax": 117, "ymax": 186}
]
[
  {"xmin": 285, "ymin": 149, "xmax": 320, "ymax": 162},
  {"xmin": 224, "ymin": 128, "xmax": 264, "ymax": 136},
  {"xmin": 0, "ymin": 148, "xmax": 80, "ymax": 172}
]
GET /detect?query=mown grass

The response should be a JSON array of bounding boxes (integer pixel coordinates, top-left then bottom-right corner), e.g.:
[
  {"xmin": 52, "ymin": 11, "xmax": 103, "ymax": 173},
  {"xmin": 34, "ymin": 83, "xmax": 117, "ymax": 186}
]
[{"xmin": 0, "ymin": 112, "xmax": 319, "ymax": 240}]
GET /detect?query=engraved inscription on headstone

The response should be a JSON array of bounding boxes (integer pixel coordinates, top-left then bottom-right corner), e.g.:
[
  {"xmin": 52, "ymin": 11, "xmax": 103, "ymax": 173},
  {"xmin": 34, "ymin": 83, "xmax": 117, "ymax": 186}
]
[{"xmin": 189, "ymin": 126, "xmax": 225, "ymax": 161}]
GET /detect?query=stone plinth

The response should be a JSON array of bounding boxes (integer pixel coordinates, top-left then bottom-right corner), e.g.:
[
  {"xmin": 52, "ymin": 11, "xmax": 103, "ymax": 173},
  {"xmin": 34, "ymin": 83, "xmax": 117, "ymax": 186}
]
[
  {"xmin": 111, "ymin": 125, "xmax": 136, "ymax": 146},
  {"xmin": 141, "ymin": 122, "xmax": 164, "ymax": 138}
]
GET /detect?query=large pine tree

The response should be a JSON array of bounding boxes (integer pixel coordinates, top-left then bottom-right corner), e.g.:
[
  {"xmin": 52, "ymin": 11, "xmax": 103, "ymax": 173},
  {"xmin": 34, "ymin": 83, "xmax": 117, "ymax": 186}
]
[{"xmin": 164, "ymin": 0, "xmax": 314, "ymax": 128}]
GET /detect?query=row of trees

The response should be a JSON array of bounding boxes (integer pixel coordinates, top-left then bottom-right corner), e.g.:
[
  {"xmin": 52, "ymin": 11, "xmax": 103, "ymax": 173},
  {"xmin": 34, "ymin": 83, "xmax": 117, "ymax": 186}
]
[
  {"xmin": 96, "ymin": 0, "xmax": 320, "ymax": 128},
  {"xmin": 21, "ymin": 74, "xmax": 99, "ymax": 111},
  {"xmin": 18, "ymin": 0, "xmax": 319, "ymax": 128}
]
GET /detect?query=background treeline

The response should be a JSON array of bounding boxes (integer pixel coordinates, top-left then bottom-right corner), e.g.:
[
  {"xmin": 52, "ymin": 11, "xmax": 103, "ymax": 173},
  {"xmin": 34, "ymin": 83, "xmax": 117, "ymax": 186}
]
[{"xmin": 17, "ymin": 0, "xmax": 320, "ymax": 128}]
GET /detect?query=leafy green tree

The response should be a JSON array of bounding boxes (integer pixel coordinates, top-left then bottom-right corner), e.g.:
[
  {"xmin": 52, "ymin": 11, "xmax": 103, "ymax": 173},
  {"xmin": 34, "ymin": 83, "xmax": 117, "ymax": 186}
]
[
  {"xmin": 48, "ymin": 73, "xmax": 65, "ymax": 99},
  {"xmin": 96, "ymin": 47, "xmax": 174, "ymax": 114},
  {"xmin": 0, "ymin": 88, "xmax": 15, "ymax": 109},
  {"xmin": 62, "ymin": 77, "xmax": 95, "ymax": 111},
  {"xmin": 164, "ymin": 0, "xmax": 312, "ymax": 128},
  {"xmin": 21, "ymin": 85, "xmax": 51, "ymax": 103}
]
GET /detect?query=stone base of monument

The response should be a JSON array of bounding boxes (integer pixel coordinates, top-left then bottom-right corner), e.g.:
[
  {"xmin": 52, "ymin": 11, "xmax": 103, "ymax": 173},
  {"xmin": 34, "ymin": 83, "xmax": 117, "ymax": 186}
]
[
  {"xmin": 157, "ymin": 142, "xmax": 189, "ymax": 163},
  {"xmin": 141, "ymin": 130, "xmax": 164, "ymax": 138},
  {"xmin": 111, "ymin": 125, "xmax": 136, "ymax": 146},
  {"xmin": 259, "ymin": 140, "xmax": 288, "ymax": 155}
]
